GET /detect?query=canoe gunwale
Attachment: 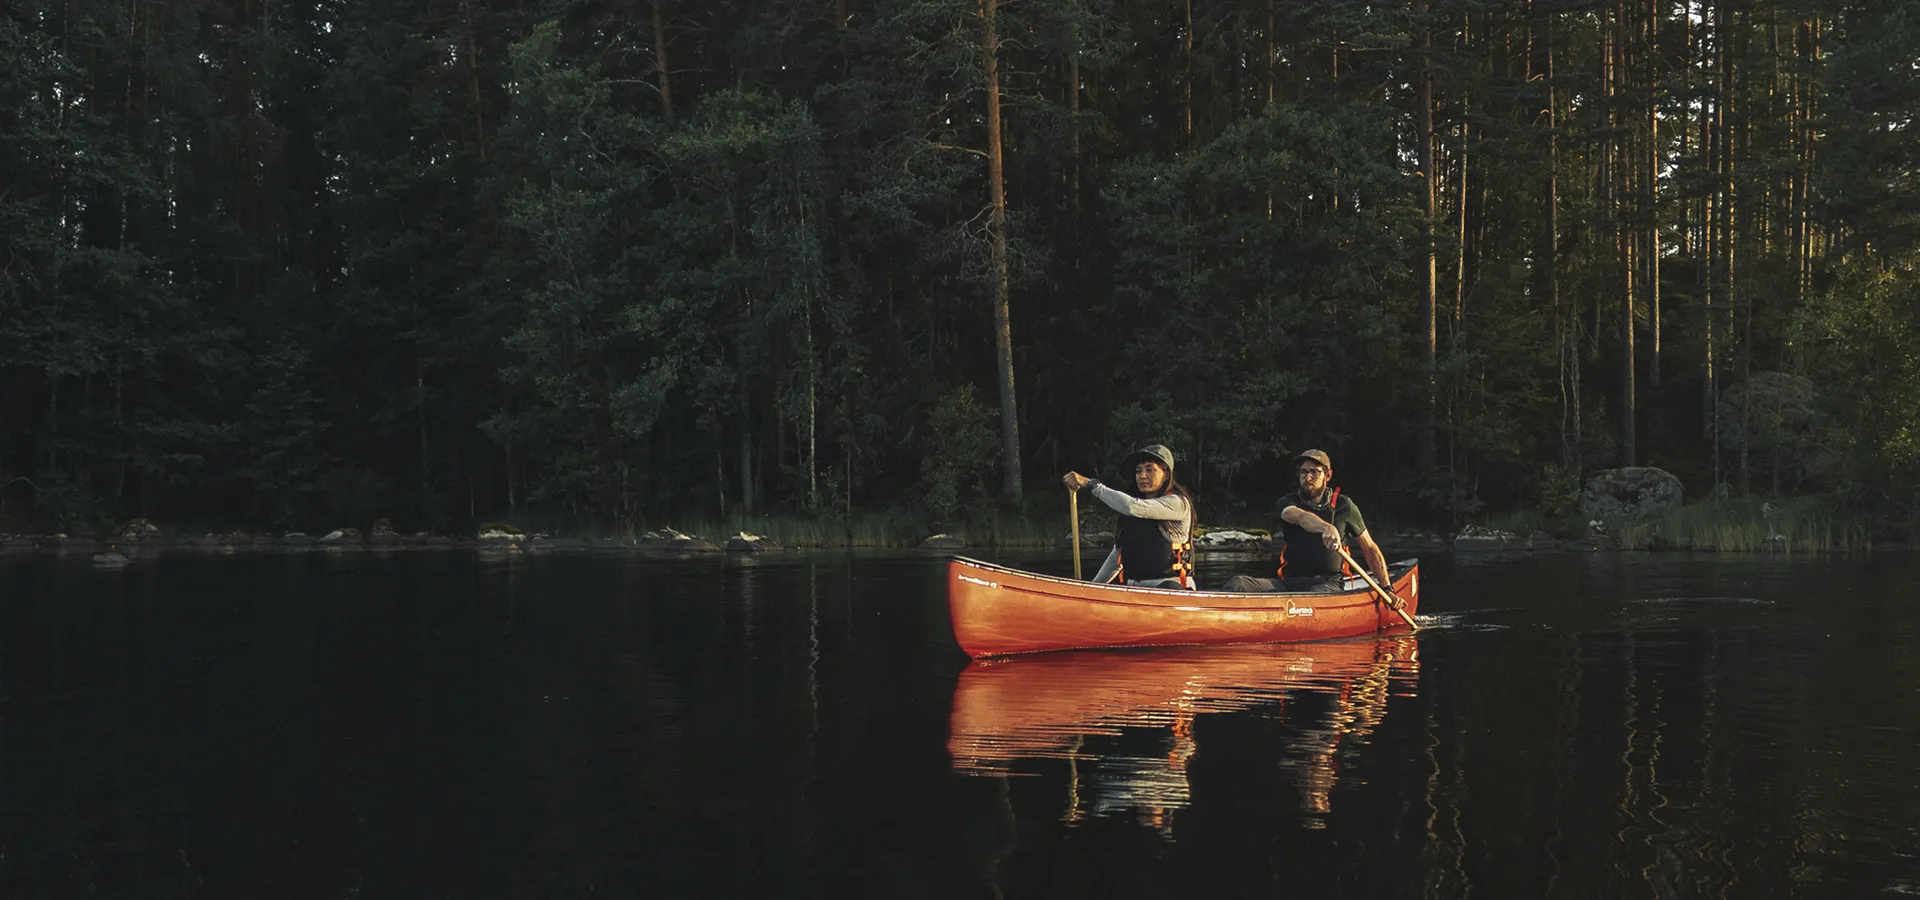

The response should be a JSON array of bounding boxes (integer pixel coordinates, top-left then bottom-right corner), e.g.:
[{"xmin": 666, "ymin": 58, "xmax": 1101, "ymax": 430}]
[{"xmin": 947, "ymin": 554, "xmax": 1416, "ymax": 610}]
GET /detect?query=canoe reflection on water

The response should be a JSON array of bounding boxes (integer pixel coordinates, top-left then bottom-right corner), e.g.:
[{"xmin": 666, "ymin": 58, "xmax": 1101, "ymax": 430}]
[{"xmin": 948, "ymin": 636, "xmax": 1419, "ymax": 831}]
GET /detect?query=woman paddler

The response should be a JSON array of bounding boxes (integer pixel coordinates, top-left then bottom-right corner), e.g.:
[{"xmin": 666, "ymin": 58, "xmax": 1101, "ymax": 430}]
[{"xmin": 1062, "ymin": 444, "xmax": 1196, "ymax": 589}]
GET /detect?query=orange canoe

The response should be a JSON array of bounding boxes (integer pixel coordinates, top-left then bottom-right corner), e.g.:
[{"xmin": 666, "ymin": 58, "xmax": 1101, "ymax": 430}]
[{"xmin": 946, "ymin": 555, "xmax": 1420, "ymax": 657}]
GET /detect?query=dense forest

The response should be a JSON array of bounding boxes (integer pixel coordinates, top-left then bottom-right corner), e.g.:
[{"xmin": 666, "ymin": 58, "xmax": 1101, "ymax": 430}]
[{"xmin": 2, "ymin": 0, "xmax": 1917, "ymax": 534}]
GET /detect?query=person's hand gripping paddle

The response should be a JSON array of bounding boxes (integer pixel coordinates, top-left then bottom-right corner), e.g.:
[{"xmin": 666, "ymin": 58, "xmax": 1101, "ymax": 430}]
[{"xmin": 1338, "ymin": 545, "xmax": 1417, "ymax": 632}]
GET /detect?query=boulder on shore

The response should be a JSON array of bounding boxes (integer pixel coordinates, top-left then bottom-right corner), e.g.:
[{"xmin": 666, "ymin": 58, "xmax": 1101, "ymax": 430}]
[
  {"xmin": 1579, "ymin": 467, "xmax": 1684, "ymax": 522},
  {"xmin": 478, "ymin": 523, "xmax": 526, "ymax": 541},
  {"xmin": 119, "ymin": 518, "xmax": 162, "ymax": 541},
  {"xmin": 921, "ymin": 533, "xmax": 966, "ymax": 550},
  {"xmin": 319, "ymin": 527, "xmax": 362, "ymax": 544},
  {"xmin": 1195, "ymin": 529, "xmax": 1267, "ymax": 549},
  {"xmin": 725, "ymin": 531, "xmax": 783, "ymax": 552},
  {"xmin": 1453, "ymin": 524, "xmax": 1519, "ymax": 552},
  {"xmin": 640, "ymin": 528, "xmax": 721, "ymax": 552},
  {"xmin": 92, "ymin": 552, "xmax": 130, "ymax": 566}
]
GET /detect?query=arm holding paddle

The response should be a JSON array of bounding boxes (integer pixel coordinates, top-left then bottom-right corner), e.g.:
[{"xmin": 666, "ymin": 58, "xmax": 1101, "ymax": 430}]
[
  {"xmin": 1280, "ymin": 504, "xmax": 1390, "ymax": 586},
  {"xmin": 1073, "ymin": 475, "xmax": 1188, "ymax": 522},
  {"xmin": 1280, "ymin": 505, "xmax": 1342, "ymax": 546},
  {"xmin": 1350, "ymin": 529, "xmax": 1391, "ymax": 587},
  {"xmin": 1063, "ymin": 472, "xmax": 1123, "ymax": 582},
  {"xmin": 1338, "ymin": 545, "xmax": 1418, "ymax": 631}
]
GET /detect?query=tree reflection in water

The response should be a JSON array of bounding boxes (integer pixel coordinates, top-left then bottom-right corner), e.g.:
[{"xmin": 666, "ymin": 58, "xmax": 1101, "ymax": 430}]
[{"xmin": 948, "ymin": 637, "xmax": 1420, "ymax": 834}]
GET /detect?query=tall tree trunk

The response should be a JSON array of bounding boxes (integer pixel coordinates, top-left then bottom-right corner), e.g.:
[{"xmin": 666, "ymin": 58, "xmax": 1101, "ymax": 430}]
[
  {"xmin": 1679, "ymin": 0, "xmax": 1692, "ymax": 261},
  {"xmin": 1712, "ymin": 3, "xmax": 1728, "ymax": 487},
  {"xmin": 461, "ymin": 0, "xmax": 487, "ymax": 160},
  {"xmin": 1647, "ymin": 0, "xmax": 1661, "ymax": 389},
  {"xmin": 1725, "ymin": 0, "xmax": 1745, "ymax": 494},
  {"xmin": 805, "ymin": 304, "xmax": 818, "ymax": 510},
  {"xmin": 981, "ymin": 0, "xmax": 1023, "ymax": 502},
  {"xmin": 1455, "ymin": 111, "xmax": 1469, "ymax": 329},
  {"xmin": 1542, "ymin": 5, "xmax": 1572, "ymax": 470},
  {"xmin": 1184, "ymin": 0, "xmax": 1195, "ymax": 150},
  {"xmin": 1617, "ymin": 2, "xmax": 1637, "ymax": 467},
  {"xmin": 1267, "ymin": 0, "xmax": 1275, "ymax": 105},
  {"xmin": 651, "ymin": 0, "xmax": 674, "ymax": 123},
  {"xmin": 739, "ymin": 405, "xmax": 755, "ymax": 514},
  {"xmin": 1070, "ymin": 0, "xmax": 1081, "ymax": 222},
  {"xmin": 1416, "ymin": 3, "xmax": 1438, "ymax": 472}
]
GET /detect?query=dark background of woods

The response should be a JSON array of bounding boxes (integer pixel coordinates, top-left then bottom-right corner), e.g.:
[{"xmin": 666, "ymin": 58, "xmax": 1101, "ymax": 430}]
[{"xmin": 2, "ymin": 0, "xmax": 1917, "ymax": 534}]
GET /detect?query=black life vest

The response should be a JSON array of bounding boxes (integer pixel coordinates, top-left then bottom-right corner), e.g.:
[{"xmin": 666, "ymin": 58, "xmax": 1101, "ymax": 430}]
[
  {"xmin": 1114, "ymin": 504, "xmax": 1194, "ymax": 589},
  {"xmin": 1276, "ymin": 487, "xmax": 1352, "ymax": 578}
]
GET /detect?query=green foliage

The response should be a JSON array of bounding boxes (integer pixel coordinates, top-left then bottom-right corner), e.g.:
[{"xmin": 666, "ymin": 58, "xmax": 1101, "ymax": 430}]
[
  {"xmin": 1538, "ymin": 463, "xmax": 1581, "ymax": 519},
  {"xmin": 916, "ymin": 385, "xmax": 998, "ymax": 524},
  {"xmin": 1794, "ymin": 260, "xmax": 1920, "ymax": 507}
]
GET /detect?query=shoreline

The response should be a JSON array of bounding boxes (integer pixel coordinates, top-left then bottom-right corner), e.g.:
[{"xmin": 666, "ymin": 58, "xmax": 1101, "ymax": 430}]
[{"xmin": 2, "ymin": 532, "xmax": 1909, "ymax": 558}]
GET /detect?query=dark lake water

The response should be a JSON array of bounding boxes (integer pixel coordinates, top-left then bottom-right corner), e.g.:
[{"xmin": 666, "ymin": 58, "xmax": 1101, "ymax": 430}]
[{"xmin": 3, "ymin": 547, "xmax": 1919, "ymax": 898}]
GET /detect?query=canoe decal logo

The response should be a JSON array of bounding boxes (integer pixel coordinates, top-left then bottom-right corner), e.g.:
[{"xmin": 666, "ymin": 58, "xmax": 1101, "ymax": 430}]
[
  {"xmin": 1286, "ymin": 606, "xmax": 1314, "ymax": 617},
  {"xmin": 958, "ymin": 574, "xmax": 999, "ymax": 588}
]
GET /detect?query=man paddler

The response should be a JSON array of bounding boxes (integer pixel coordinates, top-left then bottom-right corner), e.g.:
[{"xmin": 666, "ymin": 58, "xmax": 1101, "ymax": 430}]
[
  {"xmin": 1222, "ymin": 449, "xmax": 1390, "ymax": 592},
  {"xmin": 1062, "ymin": 444, "xmax": 1196, "ymax": 589}
]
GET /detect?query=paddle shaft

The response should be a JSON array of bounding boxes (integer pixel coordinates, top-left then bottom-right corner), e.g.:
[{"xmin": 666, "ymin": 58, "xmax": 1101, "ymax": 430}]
[
  {"xmin": 1338, "ymin": 546, "xmax": 1418, "ymax": 632},
  {"xmin": 1070, "ymin": 488, "xmax": 1083, "ymax": 580}
]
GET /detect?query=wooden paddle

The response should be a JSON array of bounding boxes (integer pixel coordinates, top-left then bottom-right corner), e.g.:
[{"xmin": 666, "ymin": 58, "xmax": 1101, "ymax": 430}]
[
  {"xmin": 1338, "ymin": 546, "xmax": 1418, "ymax": 632},
  {"xmin": 1069, "ymin": 487, "xmax": 1084, "ymax": 580}
]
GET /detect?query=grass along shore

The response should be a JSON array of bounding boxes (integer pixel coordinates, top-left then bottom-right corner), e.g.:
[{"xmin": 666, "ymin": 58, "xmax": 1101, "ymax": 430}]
[
  {"xmin": 4, "ymin": 496, "xmax": 1904, "ymax": 554},
  {"xmin": 1487, "ymin": 496, "xmax": 1893, "ymax": 553},
  {"xmin": 663, "ymin": 510, "xmax": 1066, "ymax": 549}
]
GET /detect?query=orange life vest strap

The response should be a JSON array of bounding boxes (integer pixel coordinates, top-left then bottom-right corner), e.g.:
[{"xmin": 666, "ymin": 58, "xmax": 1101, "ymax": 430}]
[
  {"xmin": 1116, "ymin": 537, "xmax": 1196, "ymax": 589},
  {"xmin": 1170, "ymin": 540, "xmax": 1194, "ymax": 590}
]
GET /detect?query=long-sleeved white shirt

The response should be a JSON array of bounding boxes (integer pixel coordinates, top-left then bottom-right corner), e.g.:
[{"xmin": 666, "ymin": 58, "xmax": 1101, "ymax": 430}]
[{"xmin": 1087, "ymin": 482, "xmax": 1192, "ymax": 584}]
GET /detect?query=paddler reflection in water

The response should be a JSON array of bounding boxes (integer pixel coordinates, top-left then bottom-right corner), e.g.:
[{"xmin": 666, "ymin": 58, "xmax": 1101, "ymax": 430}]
[
  {"xmin": 1062, "ymin": 444, "xmax": 1196, "ymax": 589},
  {"xmin": 1222, "ymin": 448, "xmax": 1391, "ymax": 593}
]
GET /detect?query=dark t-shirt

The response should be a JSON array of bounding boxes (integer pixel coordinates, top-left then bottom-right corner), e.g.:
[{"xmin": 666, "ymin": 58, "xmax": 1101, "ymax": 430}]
[{"xmin": 1270, "ymin": 491, "xmax": 1368, "ymax": 576}]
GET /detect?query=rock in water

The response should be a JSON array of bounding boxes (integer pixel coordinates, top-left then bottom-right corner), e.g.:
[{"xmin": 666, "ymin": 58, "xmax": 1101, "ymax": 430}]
[
  {"xmin": 1579, "ymin": 467, "xmax": 1684, "ymax": 522},
  {"xmin": 92, "ymin": 552, "xmax": 130, "ymax": 566},
  {"xmin": 921, "ymin": 533, "xmax": 966, "ymax": 550}
]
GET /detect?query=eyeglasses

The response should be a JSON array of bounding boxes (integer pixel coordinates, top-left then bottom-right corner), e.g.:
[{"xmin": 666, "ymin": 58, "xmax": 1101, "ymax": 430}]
[{"xmin": 1297, "ymin": 467, "xmax": 1328, "ymax": 477}]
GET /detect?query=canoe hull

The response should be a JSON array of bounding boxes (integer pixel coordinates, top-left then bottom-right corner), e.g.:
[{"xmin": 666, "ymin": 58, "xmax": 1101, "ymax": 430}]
[{"xmin": 947, "ymin": 556, "xmax": 1419, "ymax": 657}]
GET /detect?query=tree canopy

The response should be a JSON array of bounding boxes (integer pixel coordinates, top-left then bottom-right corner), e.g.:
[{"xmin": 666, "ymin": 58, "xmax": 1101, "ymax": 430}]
[{"xmin": 3, "ymin": 0, "xmax": 1917, "ymax": 532}]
